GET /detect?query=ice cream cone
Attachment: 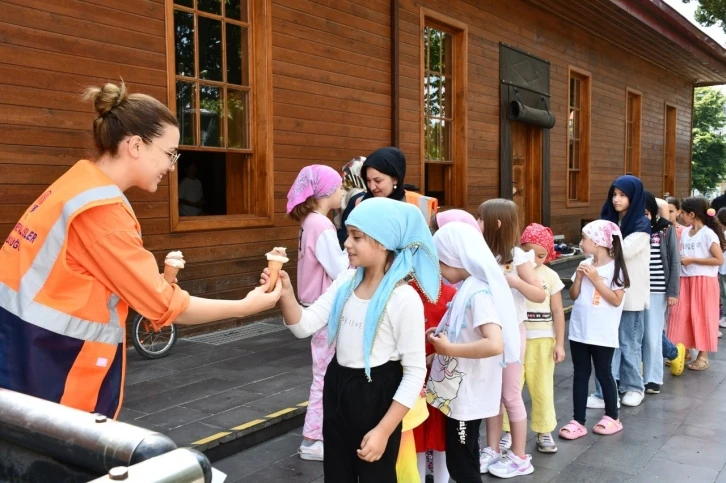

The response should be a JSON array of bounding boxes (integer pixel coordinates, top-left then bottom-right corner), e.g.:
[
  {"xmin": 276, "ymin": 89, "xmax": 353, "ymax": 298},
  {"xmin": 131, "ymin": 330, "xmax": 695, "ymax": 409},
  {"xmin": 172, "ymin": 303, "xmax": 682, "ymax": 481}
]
[
  {"xmin": 265, "ymin": 247, "xmax": 289, "ymax": 293},
  {"xmin": 164, "ymin": 264, "xmax": 180, "ymax": 284}
]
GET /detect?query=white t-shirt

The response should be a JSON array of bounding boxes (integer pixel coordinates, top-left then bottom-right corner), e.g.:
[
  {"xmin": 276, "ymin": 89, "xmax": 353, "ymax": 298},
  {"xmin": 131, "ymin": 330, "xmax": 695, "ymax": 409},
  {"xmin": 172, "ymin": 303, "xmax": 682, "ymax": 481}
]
[
  {"xmin": 179, "ymin": 177, "xmax": 204, "ymax": 216},
  {"xmin": 569, "ymin": 259, "xmax": 625, "ymax": 348},
  {"xmin": 426, "ymin": 291, "xmax": 503, "ymax": 421},
  {"xmin": 524, "ymin": 265, "xmax": 565, "ymax": 340},
  {"xmin": 501, "ymin": 247, "xmax": 536, "ymax": 323},
  {"xmin": 680, "ymin": 226, "xmax": 720, "ymax": 278},
  {"xmin": 287, "ymin": 270, "xmax": 426, "ymax": 409}
]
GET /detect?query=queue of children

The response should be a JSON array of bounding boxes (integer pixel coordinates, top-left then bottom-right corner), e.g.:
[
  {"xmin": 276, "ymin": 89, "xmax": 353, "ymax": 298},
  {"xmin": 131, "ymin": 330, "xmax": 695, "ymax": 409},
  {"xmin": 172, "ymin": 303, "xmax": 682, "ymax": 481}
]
[{"xmin": 275, "ymin": 150, "xmax": 720, "ymax": 482}]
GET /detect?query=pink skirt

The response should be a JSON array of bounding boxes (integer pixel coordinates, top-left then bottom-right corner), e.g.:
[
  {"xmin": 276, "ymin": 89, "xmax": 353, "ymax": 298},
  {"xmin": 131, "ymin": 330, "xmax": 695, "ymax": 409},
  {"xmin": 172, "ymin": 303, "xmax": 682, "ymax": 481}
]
[{"xmin": 667, "ymin": 276, "xmax": 720, "ymax": 352}]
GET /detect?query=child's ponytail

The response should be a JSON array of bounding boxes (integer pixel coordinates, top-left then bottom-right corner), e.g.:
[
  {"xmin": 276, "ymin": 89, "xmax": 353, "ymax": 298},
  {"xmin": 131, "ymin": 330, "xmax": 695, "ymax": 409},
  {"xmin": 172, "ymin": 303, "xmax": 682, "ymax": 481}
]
[{"xmin": 611, "ymin": 236, "xmax": 631, "ymax": 289}]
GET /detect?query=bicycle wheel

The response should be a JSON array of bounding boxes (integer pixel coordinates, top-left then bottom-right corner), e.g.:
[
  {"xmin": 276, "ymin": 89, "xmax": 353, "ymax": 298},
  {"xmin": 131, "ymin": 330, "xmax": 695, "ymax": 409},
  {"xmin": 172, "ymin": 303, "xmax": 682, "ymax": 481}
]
[{"xmin": 131, "ymin": 314, "xmax": 178, "ymax": 359}]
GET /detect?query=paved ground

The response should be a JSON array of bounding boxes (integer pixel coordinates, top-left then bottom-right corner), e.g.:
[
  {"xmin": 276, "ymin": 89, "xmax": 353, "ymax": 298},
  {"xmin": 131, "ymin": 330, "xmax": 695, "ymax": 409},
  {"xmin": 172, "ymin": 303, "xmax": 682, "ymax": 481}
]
[{"xmin": 212, "ymin": 334, "xmax": 726, "ymax": 483}]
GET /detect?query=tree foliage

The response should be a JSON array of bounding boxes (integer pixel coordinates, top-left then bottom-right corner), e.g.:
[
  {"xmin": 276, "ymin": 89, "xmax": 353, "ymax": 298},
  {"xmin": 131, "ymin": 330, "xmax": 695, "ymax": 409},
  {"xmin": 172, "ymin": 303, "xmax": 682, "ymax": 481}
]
[
  {"xmin": 683, "ymin": 0, "xmax": 726, "ymax": 33},
  {"xmin": 692, "ymin": 87, "xmax": 726, "ymax": 193}
]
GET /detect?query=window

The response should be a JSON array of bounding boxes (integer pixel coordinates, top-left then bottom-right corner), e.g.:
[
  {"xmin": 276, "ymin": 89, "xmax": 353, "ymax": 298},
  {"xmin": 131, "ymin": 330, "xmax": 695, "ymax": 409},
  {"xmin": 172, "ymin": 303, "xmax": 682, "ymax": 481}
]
[
  {"xmin": 625, "ymin": 89, "xmax": 642, "ymax": 176},
  {"xmin": 567, "ymin": 68, "xmax": 591, "ymax": 205},
  {"xmin": 664, "ymin": 104, "xmax": 677, "ymax": 196},
  {"xmin": 421, "ymin": 10, "xmax": 467, "ymax": 208},
  {"xmin": 166, "ymin": 0, "xmax": 273, "ymax": 231}
]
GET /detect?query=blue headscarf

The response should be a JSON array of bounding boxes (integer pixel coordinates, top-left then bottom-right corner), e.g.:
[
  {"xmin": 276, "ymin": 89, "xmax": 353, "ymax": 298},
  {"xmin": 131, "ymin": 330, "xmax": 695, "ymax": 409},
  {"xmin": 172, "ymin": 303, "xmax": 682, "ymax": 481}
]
[
  {"xmin": 328, "ymin": 197, "xmax": 441, "ymax": 379},
  {"xmin": 600, "ymin": 175, "xmax": 651, "ymax": 237}
]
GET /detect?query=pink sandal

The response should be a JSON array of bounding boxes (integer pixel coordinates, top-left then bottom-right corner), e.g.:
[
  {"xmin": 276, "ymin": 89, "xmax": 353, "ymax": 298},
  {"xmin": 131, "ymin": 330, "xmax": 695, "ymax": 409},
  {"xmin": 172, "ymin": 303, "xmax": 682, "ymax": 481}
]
[
  {"xmin": 593, "ymin": 416, "xmax": 623, "ymax": 435},
  {"xmin": 559, "ymin": 420, "xmax": 587, "ymax": 440}
]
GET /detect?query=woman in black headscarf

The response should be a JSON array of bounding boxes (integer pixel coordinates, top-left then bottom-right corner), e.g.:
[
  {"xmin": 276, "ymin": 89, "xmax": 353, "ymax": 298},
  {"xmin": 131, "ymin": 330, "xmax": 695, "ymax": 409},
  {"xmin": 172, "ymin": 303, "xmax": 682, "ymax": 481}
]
[{"xmin": 360, "ymin": 147, "xmax": 407, "ymax": 201}]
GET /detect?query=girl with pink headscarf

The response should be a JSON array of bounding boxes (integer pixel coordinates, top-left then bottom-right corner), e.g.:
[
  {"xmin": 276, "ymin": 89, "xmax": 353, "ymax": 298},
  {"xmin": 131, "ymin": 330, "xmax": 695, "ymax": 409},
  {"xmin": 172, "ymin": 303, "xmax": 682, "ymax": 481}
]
[{"xmin": 286, "ymin": 165, "xmax": 349, "ymax": 461}]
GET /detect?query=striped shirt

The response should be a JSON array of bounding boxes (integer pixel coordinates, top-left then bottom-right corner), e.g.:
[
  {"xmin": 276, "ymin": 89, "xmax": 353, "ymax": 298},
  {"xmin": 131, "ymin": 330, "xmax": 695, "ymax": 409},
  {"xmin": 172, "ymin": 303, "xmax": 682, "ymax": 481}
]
[{"xmin": 649, "ymin": 230, "xmax": 666, "ymax": 293}]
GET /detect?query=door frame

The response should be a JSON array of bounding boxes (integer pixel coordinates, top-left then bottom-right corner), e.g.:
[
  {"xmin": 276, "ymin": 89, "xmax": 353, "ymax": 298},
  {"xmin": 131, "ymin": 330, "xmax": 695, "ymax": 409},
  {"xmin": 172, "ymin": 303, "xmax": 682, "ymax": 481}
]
[{"xmin": 499, "ymin": 43, "xmax": 552, "ymax": 227}]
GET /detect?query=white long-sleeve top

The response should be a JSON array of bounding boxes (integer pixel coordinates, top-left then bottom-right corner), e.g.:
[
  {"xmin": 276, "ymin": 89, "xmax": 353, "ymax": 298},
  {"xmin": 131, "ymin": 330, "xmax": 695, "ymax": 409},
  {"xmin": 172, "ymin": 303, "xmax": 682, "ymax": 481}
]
[
  {"xmin": 286, "ymin": 269, "xmax": 426, "ymax": 409},
  {"xmin": 621, "ymin": 232, "xmax": 651, "ymax": 311}
]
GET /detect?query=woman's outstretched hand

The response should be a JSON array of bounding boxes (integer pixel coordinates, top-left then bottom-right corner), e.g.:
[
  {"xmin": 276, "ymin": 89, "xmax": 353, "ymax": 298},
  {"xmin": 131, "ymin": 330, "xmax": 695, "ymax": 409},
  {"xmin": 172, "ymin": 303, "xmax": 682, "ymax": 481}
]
[{"xmin": 260, "ymin": 268, "xmax": 294, "ymax": 297}]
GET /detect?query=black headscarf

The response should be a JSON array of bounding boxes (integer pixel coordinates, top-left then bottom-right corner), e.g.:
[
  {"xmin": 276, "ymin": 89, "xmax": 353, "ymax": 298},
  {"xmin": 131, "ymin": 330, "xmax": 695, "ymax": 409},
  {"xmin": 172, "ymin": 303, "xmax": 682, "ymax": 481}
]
[
  {"xmin": 361, "ymin": 147, "xmax": 406, "ymax": 201},
  {"xmin": 600, "ymin": 175, "xmax": 651, "ymax": 237},
  {"xmin": 645, "ymin": 191, "xmax": 671, "ymax": 234}
]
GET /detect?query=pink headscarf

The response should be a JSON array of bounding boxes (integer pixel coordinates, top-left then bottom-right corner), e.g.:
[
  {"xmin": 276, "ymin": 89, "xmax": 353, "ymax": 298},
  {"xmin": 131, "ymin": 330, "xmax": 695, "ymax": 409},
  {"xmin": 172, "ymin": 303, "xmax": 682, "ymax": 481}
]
[
  {"xmin": 520, "ymin": 223, "xmax": 556, "ymax": 263},
  {"xmin": 286, "ymin": 165, "xmax": 342, "ymax": 213},
  {"xmin": 436, "ymin": 209, "xmax": 480, "ymax": 232},
  {"xmin": 582, "ymin": 220, "xmax": 622, "ymax": 249}
]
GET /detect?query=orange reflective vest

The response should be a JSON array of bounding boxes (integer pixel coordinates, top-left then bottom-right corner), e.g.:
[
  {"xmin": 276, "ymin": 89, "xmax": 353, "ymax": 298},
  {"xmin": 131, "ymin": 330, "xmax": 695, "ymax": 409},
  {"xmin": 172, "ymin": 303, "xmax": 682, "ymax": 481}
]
[
  {"xmin": 0, "ymin": 160, "xmax": 138, "ymax": 418},
  {"xmin": 405, "ymin": 191, "xmax": 439, "ymax": 228}
]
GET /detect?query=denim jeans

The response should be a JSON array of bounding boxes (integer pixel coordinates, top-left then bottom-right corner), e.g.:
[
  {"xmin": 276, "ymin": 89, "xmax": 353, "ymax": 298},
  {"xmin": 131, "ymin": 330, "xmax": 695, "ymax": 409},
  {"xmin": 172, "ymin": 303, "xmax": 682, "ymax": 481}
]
[
  {"xmin": 662, "ymin": 332, "xmax": 678, "ymax": 361},
  {"xmin": 595, "ymin": 310, "xmax": 645, "ymax": 396},
  {"xmin": 643, "ymin": 294, "xmax": 666, "ymax": 385}
]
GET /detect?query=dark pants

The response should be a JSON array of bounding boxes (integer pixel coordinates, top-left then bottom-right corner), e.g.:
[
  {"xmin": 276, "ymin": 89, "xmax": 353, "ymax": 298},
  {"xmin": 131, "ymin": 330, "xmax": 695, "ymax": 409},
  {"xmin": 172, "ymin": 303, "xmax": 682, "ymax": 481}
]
[
  {"xmin": 323, "ymin": 357, "xmax": 403, "ymax": 483},
  {"xmin": 445, "ymin": 417, "xmax": 482, "ymax": 483},
  {"xmin": 570, "ymin": 340, "xmax": 619, "ymax": 425},
  {"xmin": 662, "ymin": 332, "xmax": 679, "ymax": 361}
]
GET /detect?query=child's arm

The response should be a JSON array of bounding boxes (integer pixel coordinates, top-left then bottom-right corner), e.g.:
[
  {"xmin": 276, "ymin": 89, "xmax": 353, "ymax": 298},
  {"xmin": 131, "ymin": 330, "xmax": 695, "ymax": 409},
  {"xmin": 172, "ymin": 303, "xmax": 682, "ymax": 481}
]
[
  {"xmin": 550, "ymin": 291, "xmax": 566, "ymax": 363},
  {"xmin": 581, "ymin": 265, "xmax": 625, "ymax": 306},
  {"xmin": 357, "ymin": 401, "xmax": 409, "ymax": 462},
  {"xmin": 426, "ymin": 323, "xmax": 503, "ymax": 359},
  {"xmin": 511, "ymin": 259, "xmax": 547, "ymax": 303},
  {"xmin": 316, "ymin": 229, "xmax": 350, "ymax": 280},
  {"xmin": 682, "ymin": 242, "xmax": 724, "ymax": 267},
  {"xmin": 570, "ymin": 265, "xmax": 585, "ymax": 300}
]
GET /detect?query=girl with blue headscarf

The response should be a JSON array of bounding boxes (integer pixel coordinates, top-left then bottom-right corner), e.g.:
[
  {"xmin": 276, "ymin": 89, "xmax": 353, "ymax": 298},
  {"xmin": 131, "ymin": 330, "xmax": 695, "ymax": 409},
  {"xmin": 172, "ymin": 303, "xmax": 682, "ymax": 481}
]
[
  {"xmin": 590, "ymin": 175, "xmax": 652, "ymax": 409},
  {"xmin": 267, "ymin": 197, "xmax": 440, "ymax": 482}
]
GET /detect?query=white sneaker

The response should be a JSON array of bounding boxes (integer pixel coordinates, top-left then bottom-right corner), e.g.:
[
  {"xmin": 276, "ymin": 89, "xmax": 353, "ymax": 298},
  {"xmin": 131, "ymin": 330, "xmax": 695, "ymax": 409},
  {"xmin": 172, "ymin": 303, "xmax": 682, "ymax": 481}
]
[
  {"xmin": 298, "ymin": 440, "xmax": 324, "ymax": 461},
  {"xmin": 488, "ymin": 452, "xmax": 534, "ymax": 478},
  {"xmin": 719, "ymin": 317, "xmax": 726, "ymax": 328},
  {"xmin": 479, "ymin": 446, "xmax": 501, "ymax": 474},
  {"xmin": 621, "ymin": 391, "xmax": 644, "ymax": 407},
  {"xmin": 499, "ymin": 432, "xmax": 512, "ymax": 452},
  {"xmin": 587, "ymin": 394, "xmax": 620, "ymax": 409}
]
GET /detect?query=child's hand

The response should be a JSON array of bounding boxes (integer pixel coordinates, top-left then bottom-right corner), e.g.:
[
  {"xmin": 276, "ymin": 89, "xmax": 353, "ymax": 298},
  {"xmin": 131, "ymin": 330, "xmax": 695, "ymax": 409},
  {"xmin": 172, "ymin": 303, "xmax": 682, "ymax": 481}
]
[
  {"xmin": 574, "ymin": 265, "xmax": 586, "ymax": 279},
  {"xmin": 581, "ymin": 264, "xmax": 599, "ymax": 283},
  {"xmin": 426, "ymin": 353, "xmax": 435, "ymax": 367},
  {"xmin": 667, "ymin": 297, "xmax": 678, "ymax": 307},
  {"xmin": 426, "ymin": 328, "xmax": 451, "ymax": 356},
  {"xmin": 357, "ymin": 426, "xmax": 389, "ymax": 462},
  {"xmin": 260, "ymin": 268, "xmax": 294, "ymax": 295},
  {"xmin": 680, "ymin": 257, "xmax": 694, "ymax": 267},
  {"xmin": 553, "ymin": 344, "xmax": 565, "ymax": 363}
]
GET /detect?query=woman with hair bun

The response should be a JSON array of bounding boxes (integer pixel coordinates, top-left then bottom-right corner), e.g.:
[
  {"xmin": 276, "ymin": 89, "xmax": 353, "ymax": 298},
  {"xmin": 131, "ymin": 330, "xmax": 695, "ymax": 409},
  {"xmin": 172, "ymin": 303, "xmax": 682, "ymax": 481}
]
[{"xmin": 0, "ymin": 82, "xmax": 281, "ymax": 418}]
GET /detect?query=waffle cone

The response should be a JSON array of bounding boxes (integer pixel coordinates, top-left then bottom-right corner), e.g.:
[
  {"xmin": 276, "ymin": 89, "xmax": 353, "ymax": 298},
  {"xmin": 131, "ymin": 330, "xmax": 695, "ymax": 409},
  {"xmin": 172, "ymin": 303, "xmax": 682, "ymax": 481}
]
[
  {"xmin": 163, "ymin": 265, "xmax": 181, "ymax": 284},
  {"xmin": 266, "ymin": 260, "xmax": 284, "ymax": 292}
]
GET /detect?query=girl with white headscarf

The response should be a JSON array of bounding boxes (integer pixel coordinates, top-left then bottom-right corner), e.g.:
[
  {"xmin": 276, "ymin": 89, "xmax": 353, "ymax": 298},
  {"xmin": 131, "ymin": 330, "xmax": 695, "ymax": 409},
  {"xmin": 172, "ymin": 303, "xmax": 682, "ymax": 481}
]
[{"xmin": 426, "ymin": 222, "xmax": 519, "ymax": 483}]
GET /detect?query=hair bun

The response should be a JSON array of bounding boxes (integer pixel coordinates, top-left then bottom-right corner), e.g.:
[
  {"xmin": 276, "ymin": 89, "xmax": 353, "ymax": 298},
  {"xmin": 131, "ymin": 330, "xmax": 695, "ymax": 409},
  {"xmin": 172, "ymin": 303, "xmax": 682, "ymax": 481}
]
[
  {"xmin": 83, "ymin": 81, "xmax": 128, "ymax": 117},
  {"xmin": 707, "ymin": 208, "xmax": 716, "ymax": 217}
]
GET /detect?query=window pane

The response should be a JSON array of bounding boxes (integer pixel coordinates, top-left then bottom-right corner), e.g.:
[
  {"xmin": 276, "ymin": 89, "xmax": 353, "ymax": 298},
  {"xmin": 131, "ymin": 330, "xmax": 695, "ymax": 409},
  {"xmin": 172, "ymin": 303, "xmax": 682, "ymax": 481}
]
[
  {"xmin": 200, "ymin": 85, "xmax": 223, "ymax": 147},
  {"xmin": 441, "ymin": 75, "xmax": 452, "ymax": 119},
  {"xmin": 226, "ymin": 23, "xmax": 249, "ymax": 86},
  {"xmin": 176, "ymin": 81, "xmax": 197, "ymax": 146},
  {"xmin": 626, "ymin": 123, "xmax": 632, "ymax": 149},
  {"xmin": 198, "ymin": 0, "xmax": 221, "ymax": 15},
  {"xmin": 572, "ymin": 141, "xmax": 580, "ymax": 170},
  {"xmin": 177, "ymin": 152, "xmax": 227, "ymax": 215},
  {"xmin": 627, "ymin": 96, "xmax": 633, "ymax": 122},
  {"xmin": 174, "ymin": 10, "xmax": 195, "ymax": 76},
  {"xmin": 574, "ymin": 78, "xmax": 581, "ymax": 108},
  {"xmin": 429, "ymin": 29, "xmax": 442, "ymax": 74},
  {"xmin": 198, "ymin": 16, "xmax": 223, "ymax": 81},
  {"xmin": 569, "ymin": 171, "xmax": 579, "ymax": 201},
  {"xmin": 225, "ymin": 0, "xmax": 248, "ymax": 21},
  {"xmin": 428, "ymin": 75, "xmax": 442, "ymax": 117},
  {"xmin": 174, "ymin": 0, "xmax": 193, "ymax": 7},
  {"xmin": 227, "ymin": 90, "xmax": 249, "ymax": 148},
  {"xmin": 441, "ymin": 31, "xmax": 453, "ymax": 76},
  {"xmin": 568, "ymin": 108, "xmax": 576, "ymax": 140},
  {"xmin": 440, "ymin": 119, "xmax": 451, "ymax": 162},
  {"xmin": 569, "ymin": 77, "xmax": 575, "ymax": 108},
  {"xmin": 568, "ymin": 139, "xmax": 574, "ymax": 169},
  {"xmin": 424, "ymin": 27, "xmax": 430, "ymax": 72}
]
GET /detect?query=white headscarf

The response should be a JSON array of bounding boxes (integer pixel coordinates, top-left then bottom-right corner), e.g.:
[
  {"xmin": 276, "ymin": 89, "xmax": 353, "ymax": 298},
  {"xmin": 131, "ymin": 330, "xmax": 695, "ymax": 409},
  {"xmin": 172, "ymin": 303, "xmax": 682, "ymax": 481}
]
[{"xmin": 433, "ymin": 222, "xmax": 521, "ymax": 365}]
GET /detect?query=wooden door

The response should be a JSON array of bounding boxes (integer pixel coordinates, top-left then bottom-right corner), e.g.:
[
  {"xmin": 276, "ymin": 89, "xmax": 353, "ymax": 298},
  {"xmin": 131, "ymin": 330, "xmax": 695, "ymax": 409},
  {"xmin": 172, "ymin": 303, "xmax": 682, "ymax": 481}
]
[{"xmin": 511, "ymin": 121, "xmax": 543, "ymax": 230}]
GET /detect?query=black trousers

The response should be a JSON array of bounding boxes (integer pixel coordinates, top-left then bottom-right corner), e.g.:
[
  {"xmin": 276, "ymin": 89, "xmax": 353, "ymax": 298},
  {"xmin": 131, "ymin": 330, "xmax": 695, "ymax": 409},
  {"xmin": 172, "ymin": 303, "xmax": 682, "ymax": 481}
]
[
  {"xmin": 570, "ymin": 340, "xmax": 619, "ymax": 425},
  {"xmin": 323, "ymin": 357, "xmax": 403, "ymax": 483},
  {"xmin": 444, "ymin": 416, "xmax": 482, "ymax": 483}
]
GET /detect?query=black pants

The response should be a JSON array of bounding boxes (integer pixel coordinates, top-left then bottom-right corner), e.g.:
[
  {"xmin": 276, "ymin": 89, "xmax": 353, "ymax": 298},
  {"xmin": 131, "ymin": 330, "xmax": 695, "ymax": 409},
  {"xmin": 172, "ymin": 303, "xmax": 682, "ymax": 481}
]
[
  {"xmin": 570, "ymin": 340, "xmax": 619, "ymax": 425},
  {"xmin": 323, "ymin": 357, "xmax": 403, "ymax": 483},
  {"xmin": 444, "ymin": 416, "xmax": 482, "ymax": 483}
]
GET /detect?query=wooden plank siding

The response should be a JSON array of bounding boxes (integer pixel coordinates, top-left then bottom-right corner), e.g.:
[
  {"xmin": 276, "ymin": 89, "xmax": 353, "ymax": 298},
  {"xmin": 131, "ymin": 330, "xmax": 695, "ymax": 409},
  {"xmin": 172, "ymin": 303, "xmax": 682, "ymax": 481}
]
[
  {"xmin": 400, "ymin": 0, "xmax": 693, "ymax": 240},
  {"xmin": 0, "ymin": 0, "xmax": 703, "ymax": 335}
]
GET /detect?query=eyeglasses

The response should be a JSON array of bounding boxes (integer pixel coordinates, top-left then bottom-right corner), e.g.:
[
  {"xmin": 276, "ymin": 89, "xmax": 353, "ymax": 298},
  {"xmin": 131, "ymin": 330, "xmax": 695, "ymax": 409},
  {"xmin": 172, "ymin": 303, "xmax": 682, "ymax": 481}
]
[{"xmin": 150, "ymin": 141, "xmax": 181, "ymax": 166}]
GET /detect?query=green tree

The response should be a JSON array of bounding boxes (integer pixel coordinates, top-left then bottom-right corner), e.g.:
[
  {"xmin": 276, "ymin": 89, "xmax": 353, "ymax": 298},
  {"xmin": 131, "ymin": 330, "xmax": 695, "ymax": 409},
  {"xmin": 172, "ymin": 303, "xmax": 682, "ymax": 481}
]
[
  {"xmin": 683, "ymin": 0, "xmax": 726, "ymax": 33},
  {"xmin": 692, "ymin": 87, "xmax": 726, "ymax": 193}
]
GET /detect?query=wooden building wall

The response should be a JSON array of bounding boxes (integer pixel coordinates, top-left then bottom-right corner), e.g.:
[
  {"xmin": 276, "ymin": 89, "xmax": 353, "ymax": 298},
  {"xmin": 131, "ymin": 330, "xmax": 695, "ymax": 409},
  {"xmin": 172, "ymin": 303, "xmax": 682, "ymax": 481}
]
[{"xmin": 0, "ymin": 0, "xmax": 699, "ymax": 331}]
